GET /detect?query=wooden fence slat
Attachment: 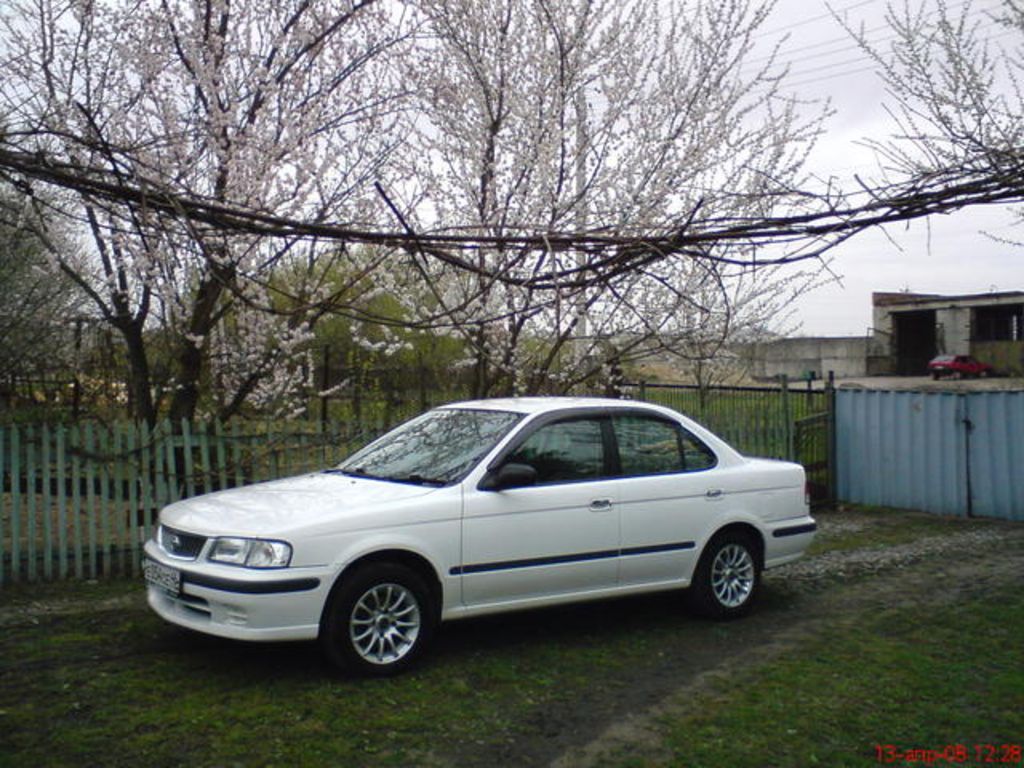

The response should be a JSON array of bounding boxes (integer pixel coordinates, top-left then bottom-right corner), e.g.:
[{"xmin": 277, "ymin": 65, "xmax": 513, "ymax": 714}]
[
  {"xmin": 112, "ymin": 424, "xmax": 125, "ymax": 575},
  {"xmin": 151, "ymin": 421, "xmax": 163, "ymax": 511},
  {"xmin": 246, "ymin": 424, "xmax": 258, "ymax": 484},
  {"xmin": 214, "ymin": 421, "xmax": 227, "ymax": 491},
  {"xmin": 26, "ymin": 425, "xmax": 37, "ymax": 581},
  {"xmin": 126, "ymin": 423, "xmax": 140, "ymax": 575},
  {"xmin": 198, "ymin": 421, "xmax": 212, "ymax": 495},
  {"xmin": 231, "ymin": 422, "xmax": 243, "ymax": 488},
  {"xmin": 317, "ymin": 419, "xmax": 326, "ymax": 468},
  {"xmin": 155, "ymin": 420, "xmax": 169, "ymax": 509},
  {"xmin": 10, "ymin": 426, "xmax": 20, "ymax": 583},
  {"xmin": 83, "ymin": 423, "xmax": 97, "ymax": 579},
  {"xmin": 70, "ymin": 425, "xmax": 83, "ymax": 579},
  {"xmin": 279, "ymin": 424, "xmax": 289, "ymax": 477},
  {"xmin": 164, "ymin": 419, "xmax": 180, "ymax": 504},
  {"xmin": 56, "ymin": 426, "xmax": 67, "ymax": 579},
  {"xmin": 181, "ymin": 419, "xmax": 195, "ymax": 499},
  {"xmin": 139, "ymin": 421, "xmax": 154, "ymax": 540},
  {"xmin": 42, "ymin": 424, "xmax": 53, "ymax": 579},
  {"xmin": 98, "ymin": 425, "xmax": 111, "ymax": 577},
  {"xmin": 247, "ymin": 424, "xmax": 259, "ymax": 484},
  {"xmin": 268, "ymin": 420, "xmax": 279, "ymax": 481}
]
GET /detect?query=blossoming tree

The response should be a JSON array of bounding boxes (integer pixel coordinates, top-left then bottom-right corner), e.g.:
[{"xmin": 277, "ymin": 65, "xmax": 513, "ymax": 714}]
[
  {"xmin": 393, "ymin": 0, "xmax": 826, "ymax": 395},
  {"xmin": 0, "ymin": 0, "xmax": 413, "ymax": 422}
]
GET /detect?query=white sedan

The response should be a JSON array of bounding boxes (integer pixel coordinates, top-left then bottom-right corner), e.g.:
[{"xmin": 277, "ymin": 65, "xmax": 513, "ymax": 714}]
[{"xmin": 143, "ymin": 397, "xmax": 815, "ymax": 675}]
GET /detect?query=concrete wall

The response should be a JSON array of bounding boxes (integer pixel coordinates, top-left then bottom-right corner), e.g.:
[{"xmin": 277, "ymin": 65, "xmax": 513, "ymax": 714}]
[
  {"xmin": 748, "ymin": 337, "xmax": 871, "ymax": 380},
  {"xmin": 971, "ymin": 341, "xmax": 1024, "ymax": 375},
  {"xmin": 937, "ymin": 306, "xmax": 971, "ymax": 354}
]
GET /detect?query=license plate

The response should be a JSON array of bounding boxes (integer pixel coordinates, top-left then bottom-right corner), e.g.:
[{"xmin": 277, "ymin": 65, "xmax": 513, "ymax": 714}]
[{"xmin": 143, "ymin": 558, "xmax": 181, "ymax": 596}]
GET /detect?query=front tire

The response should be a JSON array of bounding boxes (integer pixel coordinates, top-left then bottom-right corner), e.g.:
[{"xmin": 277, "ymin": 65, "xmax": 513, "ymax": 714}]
[
  {"xmin": 320, "ymin": 562, "xmax": 436, "ymax": 676},
  {"xmin": 687, "ymin": 531, "xmax": 761, "ymax": 619}
]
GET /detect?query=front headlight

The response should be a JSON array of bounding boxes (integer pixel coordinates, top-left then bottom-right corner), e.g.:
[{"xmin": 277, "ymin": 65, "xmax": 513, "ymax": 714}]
[{"xmin": 208, "ymin": 537, "xmax": 292, "ymax": 568}]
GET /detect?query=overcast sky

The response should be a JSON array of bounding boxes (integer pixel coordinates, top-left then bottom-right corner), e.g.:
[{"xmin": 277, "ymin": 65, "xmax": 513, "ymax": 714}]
[{"xmin": 758, "ymin": 0, "xmax": 1023, "ymax": 337}]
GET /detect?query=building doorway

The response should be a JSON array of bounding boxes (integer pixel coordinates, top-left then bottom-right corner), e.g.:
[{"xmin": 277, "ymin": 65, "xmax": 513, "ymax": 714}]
[{"xmin": 893, "ymin": 310, "xmax": 937, "ymax": 375}]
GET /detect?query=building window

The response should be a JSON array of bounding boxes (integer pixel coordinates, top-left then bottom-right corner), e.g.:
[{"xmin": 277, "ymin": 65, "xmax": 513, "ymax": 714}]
[{"xmin": 974, "ymin": 305, "xmax": 1024, "ymax": 342}]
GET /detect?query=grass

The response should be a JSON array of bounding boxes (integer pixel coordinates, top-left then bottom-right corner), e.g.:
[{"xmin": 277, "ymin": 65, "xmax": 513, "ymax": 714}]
[
  {"xmin": 646, "ymin": 589, "xmax": 1024, "ymax": 768},
  {"xmin": 0, "ymin": 580, "xmax": 719, "ymax": 767}
]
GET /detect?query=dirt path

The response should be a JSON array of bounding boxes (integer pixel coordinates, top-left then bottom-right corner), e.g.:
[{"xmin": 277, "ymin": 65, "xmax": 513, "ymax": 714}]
[
  {"xmin": 0, "ymin": 591, "xmax": 144, "ymax": 628},
  {"xmin": 435, "ymin": 513, "xmax": 1024, "ymax": 768}
]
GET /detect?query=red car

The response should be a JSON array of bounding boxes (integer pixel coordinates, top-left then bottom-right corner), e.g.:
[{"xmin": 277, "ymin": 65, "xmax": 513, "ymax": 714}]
[{"xmin": 927, "ymin": 354, "xmax": 994, "ymax": 379}]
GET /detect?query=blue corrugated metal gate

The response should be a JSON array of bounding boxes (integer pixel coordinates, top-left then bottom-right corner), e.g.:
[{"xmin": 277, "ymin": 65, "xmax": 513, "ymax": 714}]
[{"xmin": 836, "ymin": 389, "xmax": 1024, "ymax": 520}]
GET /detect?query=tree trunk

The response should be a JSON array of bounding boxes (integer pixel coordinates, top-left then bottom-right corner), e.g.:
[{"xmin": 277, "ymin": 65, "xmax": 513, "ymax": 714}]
[
  {"xmin": 167, "ymin": 264, "xmax": 233, "ymax": 423},
  {"xmin": 118, "ymin": 319, "xmax": 157, "ymax": 427}
]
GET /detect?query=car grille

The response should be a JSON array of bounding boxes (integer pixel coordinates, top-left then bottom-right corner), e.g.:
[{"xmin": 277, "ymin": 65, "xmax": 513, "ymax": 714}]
[{"xmin": 159, "ymin": 525, "xmax": 207, "ymax": 560}]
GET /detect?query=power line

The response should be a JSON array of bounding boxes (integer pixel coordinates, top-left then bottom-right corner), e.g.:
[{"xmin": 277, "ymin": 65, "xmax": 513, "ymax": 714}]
[
  {"xmin": 785, "ymin": 63, "xmax": 880, "ymax": 89},
  {"xmin": 743, "ymin": 0, "xmax": 1005, "ymax": 79},
  {"xmin": 781, "ymin": 26, "xmax": 1015, "ymax": 88},
  {"xmin": 746, "ymin": 3, "xmax": 969, "ymax": 71},
  {"xmin": 755, "ymin": 0, "xmax": 879, "ymax": 38}
]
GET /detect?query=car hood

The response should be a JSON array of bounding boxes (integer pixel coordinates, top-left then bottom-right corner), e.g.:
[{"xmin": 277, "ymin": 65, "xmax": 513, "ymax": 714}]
[{"xmin": 159, "ymin": 471, "xmax": 441, "ymax": 538}]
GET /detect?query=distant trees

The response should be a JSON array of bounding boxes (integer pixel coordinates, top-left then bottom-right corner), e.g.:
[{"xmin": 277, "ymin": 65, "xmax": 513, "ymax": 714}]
[{"xmin": 0, "ymin": 187, "xmax": 84, "ymax": 390}]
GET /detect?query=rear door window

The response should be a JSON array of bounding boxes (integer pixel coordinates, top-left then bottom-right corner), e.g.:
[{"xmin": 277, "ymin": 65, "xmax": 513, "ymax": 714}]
[{"xmin": 612, "ymin": 414, "xmax": 716, "ymax": 476}]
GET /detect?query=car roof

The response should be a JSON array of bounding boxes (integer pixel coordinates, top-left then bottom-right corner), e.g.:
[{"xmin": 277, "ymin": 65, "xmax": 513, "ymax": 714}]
[
  {"xmin": 441, "ymin": 396, "xmax": 669, "ymax": 415},
  {"xmin": 440, "ymin": 396, "xmax": 745, "ymax": 466}
]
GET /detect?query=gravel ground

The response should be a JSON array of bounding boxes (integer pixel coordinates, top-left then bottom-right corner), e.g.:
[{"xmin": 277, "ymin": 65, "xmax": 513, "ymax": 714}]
[
  {"xmin": 767, "ymin": 526, "xmax": 1016, "ymax": 587},
  {"xmin": 836, "ymin": 375, "xmax": 1024, "ymax": 392}
]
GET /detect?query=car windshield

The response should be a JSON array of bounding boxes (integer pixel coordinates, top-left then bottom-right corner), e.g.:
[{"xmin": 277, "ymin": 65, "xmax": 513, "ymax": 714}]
[{"xmin": 334, "ymin": 408, "xmax": 523, "ymax": 486}]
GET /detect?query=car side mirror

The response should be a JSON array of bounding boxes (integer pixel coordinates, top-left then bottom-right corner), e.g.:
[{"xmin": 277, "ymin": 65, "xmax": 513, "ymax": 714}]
[{"xmin": 478, "ymin": 462, "xmax": 538, "ymax": 491}]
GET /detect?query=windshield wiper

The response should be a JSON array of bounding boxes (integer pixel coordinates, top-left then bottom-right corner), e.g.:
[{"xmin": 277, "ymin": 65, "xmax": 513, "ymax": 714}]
[
  {"xmin": 390, "ymin": 473, "xmax": 446, "ymax": 487},
  {"xmin": 324, "ymin": 466, "xmax": 380, "ymax": 480}
]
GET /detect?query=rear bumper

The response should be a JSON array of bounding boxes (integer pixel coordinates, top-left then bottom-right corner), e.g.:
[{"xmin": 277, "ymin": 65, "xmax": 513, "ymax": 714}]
[{"xmin": 763, "ymin": 516, "xmax": 816, "ymax": 569}]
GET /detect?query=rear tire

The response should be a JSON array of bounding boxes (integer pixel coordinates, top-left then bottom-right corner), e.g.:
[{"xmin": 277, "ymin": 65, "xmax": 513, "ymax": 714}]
[
  {"xmin": 320, "ymin": 562, "xmax": 436, "ymax": 676},
  {"xmin": 687, "ymin": 531, "xmax": 761, "ymax": 619}
]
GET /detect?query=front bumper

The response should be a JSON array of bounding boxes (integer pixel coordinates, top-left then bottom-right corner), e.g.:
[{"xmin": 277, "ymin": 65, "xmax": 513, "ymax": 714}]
[{"xmin": 143, "ymin": 540, "xmax": 333, "ymax": 642}]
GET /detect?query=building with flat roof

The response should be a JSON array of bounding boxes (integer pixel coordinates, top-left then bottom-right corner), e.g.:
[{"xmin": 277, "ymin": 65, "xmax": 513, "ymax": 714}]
[{"xmin": 871, "ymin": 291, "xmax": 1024, "ymax": 375}]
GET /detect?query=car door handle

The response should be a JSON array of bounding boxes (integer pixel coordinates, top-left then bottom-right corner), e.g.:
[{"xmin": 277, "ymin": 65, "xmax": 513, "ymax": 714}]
[
  {"xmin": 705, "ymin": 489, "xmax": 724, "ymax": 500},
  {"xmin": 589, "ymin": 498, "xmax": 613, "ymax": 511}
]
